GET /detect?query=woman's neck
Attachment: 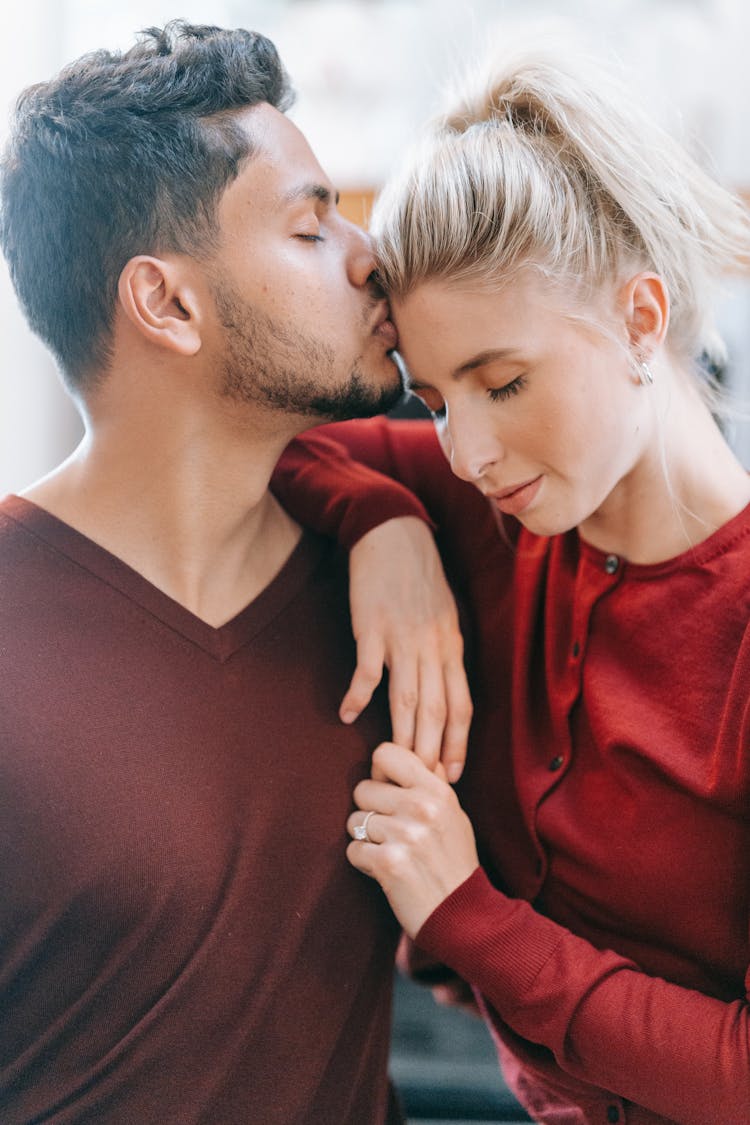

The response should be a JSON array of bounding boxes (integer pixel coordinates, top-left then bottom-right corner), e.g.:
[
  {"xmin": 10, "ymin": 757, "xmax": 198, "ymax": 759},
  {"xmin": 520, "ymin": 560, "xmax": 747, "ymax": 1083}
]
[{"xmin": 579, "ymin": 376, "xmax": 750, "ymax": 564}]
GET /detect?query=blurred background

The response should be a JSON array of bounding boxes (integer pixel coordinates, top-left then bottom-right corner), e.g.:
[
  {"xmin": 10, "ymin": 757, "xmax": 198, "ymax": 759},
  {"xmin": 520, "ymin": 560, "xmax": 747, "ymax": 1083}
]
[
  {"xmin": 1, "ymin": 2, "xmax": 749, "ymax": 1120},
  {"xmin": 2, "ymin": 0, "xmax": 750, "ymax": 498}
]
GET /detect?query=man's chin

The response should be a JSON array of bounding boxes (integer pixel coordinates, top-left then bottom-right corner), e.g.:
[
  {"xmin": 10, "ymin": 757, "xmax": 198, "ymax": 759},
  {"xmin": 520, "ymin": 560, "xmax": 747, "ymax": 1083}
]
[{"xmin": 308, "ymin": 367, "xmax": 405, "ymax": 423}]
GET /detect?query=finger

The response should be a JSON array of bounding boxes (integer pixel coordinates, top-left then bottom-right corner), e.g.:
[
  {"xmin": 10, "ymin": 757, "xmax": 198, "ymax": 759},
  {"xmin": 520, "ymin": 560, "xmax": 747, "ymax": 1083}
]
[
  {"xmin": 352, "ymin": 776, "xmax": 407, "ymax": 816},
  {"xmin": 433, "ymin": 761, "xmax": 448, "ymax": 783},
  {"xmin": 412, "ymin": 658, "xmax": 448, "ymax": 773},
  {"xmin": 387, "ymin": 653, "xmax": 418, "ymax": 751},
  {"xmin": 339, "ymin": 633, "xmax": 386, "ymax": 724},
  {"xmin": 371, "ymin": 741, "xmax": 439, "ymax": 790},
  {"xmin": 439, "ymin": 658, "xmax": 474, "ymax": 784},
  {"xmin": 346, "ymin": 838, "xmax": 380, "ymax": 877},
  {"xmin": 346, "ymin": 809, "xmax": 386, "ymax": 844}
]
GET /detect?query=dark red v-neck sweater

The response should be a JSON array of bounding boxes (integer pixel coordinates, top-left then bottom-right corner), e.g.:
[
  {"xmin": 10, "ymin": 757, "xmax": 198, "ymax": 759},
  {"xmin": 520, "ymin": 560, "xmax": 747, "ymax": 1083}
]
[
  {"xmin": 273, "ymin": 418, "xmax": 750, "ymax": 1125},
  {"xmin": 0, "ymin": 495, "xmax": 401, "ymax": 1125}
]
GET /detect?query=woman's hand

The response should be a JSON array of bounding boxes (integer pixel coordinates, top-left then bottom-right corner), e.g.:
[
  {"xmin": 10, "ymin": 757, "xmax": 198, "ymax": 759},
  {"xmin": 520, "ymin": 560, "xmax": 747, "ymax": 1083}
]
[
  {"xmin": 340, "ymin": 517, "xmax": 473, "ymax": 783},
  {"xmin": 346, "ymin": 742, "xmax": 480, "ymax": 938}
]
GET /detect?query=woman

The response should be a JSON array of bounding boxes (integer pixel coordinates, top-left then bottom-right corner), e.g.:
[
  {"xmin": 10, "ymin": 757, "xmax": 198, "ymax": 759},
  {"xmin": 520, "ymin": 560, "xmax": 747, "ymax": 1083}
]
[{"xmin": 273, "ymin": 49, "xmax": 750, "ymax": 1124}]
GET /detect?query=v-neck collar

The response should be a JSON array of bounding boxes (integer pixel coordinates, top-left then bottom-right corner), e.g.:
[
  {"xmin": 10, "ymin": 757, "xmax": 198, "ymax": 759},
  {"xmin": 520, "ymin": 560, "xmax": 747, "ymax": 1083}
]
[{"xmin": 2, "ymin": 495, "xmax": 329, "ymax": 663}]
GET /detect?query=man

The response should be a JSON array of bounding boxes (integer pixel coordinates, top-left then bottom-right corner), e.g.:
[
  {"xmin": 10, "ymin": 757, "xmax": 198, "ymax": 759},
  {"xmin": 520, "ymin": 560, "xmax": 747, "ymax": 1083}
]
[{"xmin": 0, "ymin": 20, "xmax": 449, "ymax": 1123}]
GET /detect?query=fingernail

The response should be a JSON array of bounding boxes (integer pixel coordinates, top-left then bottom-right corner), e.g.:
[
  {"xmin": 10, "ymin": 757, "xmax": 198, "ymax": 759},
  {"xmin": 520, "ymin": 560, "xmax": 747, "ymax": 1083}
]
[
  {"xmin": 447, "ymin": 763, "xmax": 463, "ymax": 783},
  {"xmin": 340, "ymin": 710, "xmax": 357, "ymax": 724}
]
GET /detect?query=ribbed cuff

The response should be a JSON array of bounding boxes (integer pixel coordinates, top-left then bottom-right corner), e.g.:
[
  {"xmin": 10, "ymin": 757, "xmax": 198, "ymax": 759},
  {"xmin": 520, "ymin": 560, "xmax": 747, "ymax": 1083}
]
[{"xmin": 415, "ymin": 866, "xmax": 566, "ymax": 1016}]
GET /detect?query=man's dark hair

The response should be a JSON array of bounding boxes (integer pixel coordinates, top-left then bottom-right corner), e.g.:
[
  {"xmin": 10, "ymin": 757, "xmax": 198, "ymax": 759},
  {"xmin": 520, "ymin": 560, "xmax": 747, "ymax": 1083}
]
[{"xmin": 0, "ymin": 21, "xmax": 294, "ymax": 390}]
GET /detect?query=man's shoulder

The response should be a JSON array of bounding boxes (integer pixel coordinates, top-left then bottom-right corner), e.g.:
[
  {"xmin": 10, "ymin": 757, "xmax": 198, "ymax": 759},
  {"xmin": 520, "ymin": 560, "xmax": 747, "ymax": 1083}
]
[
  {"xmin": 0, "ymin": 495, "xmax": 41, "ymax": 558},
  {"xmin": 0, "ymin": 496, "xmax": 80, "ymax": 633},
  {"xmin": 0, "ymin": 494, "xmax": 56, "ymax": 555}
]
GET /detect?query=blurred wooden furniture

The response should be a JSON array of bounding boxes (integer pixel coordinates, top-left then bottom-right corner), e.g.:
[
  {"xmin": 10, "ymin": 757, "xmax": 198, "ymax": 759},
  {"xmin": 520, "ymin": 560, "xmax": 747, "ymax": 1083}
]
[{"xmin": 338, "ymin": 188, "xmax": 376, "ymax": 229}]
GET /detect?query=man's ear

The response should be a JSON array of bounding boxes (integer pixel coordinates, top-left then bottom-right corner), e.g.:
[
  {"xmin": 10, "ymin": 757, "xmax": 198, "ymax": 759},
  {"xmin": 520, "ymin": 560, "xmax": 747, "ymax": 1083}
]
[
  {"xmin": 117, "ymin": 256, "xmax": 203, "ymax": 356},
  {"xmin": 618, "ymin": 271, "xmax": 670, "ymax": 361}
]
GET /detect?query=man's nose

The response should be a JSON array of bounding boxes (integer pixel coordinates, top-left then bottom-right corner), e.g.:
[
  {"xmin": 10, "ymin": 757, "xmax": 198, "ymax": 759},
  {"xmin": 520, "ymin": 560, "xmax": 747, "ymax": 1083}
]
[{"xmin": 344, "ymin": 220, "xmax": 378, "ymax": 288}]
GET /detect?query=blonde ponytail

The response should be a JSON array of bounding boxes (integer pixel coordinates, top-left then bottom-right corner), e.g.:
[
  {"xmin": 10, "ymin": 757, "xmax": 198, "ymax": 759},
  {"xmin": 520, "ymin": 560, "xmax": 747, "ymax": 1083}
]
[{"xmin": 372, "ymin": 48, "xmax": 750, "ymax": 366}]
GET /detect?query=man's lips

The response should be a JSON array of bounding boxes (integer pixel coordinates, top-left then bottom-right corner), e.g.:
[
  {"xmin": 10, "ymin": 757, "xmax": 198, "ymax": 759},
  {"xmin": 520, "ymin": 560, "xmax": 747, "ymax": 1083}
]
[{"xmin": 371, "ymin": 301, "xmax": 399, "ymax": 349}]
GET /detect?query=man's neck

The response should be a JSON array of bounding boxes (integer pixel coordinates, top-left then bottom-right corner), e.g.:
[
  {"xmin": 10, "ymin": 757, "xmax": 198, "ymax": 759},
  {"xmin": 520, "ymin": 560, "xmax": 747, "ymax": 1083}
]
[{"xmin": 22, "ymin": 412, "xmax": 304, "ymax": 628}]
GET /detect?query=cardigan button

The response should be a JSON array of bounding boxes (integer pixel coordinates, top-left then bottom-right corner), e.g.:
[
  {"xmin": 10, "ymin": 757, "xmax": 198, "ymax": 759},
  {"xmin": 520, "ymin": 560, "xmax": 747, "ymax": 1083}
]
[
  {"xmin": 604, "ymin": 554, "xmax": 620, "ymax": 575},
  {"xmin": 548, "ymin": 755, "xmax": 564, "ymax": 771},
  {"xmin": 606, "ymin": 1107, "xmax": 620, "ymax": 1123}
]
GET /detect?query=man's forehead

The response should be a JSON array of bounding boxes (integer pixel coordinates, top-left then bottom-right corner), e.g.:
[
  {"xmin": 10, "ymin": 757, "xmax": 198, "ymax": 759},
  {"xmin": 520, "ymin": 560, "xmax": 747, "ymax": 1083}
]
[{"xmin": 235, "ymin": 103, "xmax": 334, "ymax": 207}]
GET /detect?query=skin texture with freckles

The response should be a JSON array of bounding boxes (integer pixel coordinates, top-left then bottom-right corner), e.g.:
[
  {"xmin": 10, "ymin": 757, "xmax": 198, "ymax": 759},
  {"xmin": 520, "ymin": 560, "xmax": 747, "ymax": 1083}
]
[
  {"xmin": 394, "ymin": 273, "xmax": 655, "ymax": 547},
  {"xmin": 391, "ymin": 271, "xmax": 750, "ymax": 562}
]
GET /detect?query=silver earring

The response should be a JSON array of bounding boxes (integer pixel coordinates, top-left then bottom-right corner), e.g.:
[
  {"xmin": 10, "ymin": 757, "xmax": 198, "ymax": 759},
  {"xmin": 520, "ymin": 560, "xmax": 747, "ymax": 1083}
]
[{"xmin": 639, "ymin": 361, "xmax": 654, "ymax": 386}]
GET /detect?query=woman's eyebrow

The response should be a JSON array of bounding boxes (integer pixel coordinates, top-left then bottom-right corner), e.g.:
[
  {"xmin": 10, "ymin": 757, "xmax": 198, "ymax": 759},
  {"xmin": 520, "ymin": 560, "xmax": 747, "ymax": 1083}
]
[
  {"xmin": 452, "ymin": 347, "xmax": 522, "ymax": 379},
  {"xmin": 405, "ymin": 348, "xmax": 524, "ymax": 391}
]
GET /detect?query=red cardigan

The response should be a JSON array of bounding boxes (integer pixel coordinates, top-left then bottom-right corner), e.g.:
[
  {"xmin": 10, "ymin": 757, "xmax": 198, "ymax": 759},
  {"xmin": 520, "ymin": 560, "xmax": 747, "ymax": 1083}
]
[{"xmin": 273, "ymin": 417, "xmax": 750, "ymax": 1125}]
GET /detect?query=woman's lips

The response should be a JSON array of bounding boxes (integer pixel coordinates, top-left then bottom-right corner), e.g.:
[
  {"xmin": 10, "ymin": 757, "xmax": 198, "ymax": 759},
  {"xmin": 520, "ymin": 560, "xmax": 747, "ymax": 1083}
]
[{"xmin": 490, "ymin": 475, "xmax": 543, "ymax": 516}]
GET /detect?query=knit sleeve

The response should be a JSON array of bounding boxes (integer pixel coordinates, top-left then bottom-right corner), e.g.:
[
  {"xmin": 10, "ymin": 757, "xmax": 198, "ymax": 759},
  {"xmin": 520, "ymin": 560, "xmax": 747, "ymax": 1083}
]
[
  {"xmin": 272, "ymin": 418, "xmax": 449, "ymax": 549},
  {"xmin": 417, "ymin": 867, "xmax": 750, "ymax": 1125}
]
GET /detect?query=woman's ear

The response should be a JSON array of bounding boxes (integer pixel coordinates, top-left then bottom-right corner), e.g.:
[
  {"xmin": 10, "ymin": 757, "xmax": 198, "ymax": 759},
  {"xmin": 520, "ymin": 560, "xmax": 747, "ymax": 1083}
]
[
  {"xmin": 117, "ymin": 256, "xmax": 203, "ymax": 356},
  {"xmin": 619, "ymin": 271, "xmax": 670, "ymax": 361}
]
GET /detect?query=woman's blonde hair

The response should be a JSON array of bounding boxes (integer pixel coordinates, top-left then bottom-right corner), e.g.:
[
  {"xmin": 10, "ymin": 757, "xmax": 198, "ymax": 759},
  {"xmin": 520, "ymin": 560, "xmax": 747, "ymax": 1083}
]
[{"xmin": 371, "ymin": 48, "xmax": 750, "ymax": 369}]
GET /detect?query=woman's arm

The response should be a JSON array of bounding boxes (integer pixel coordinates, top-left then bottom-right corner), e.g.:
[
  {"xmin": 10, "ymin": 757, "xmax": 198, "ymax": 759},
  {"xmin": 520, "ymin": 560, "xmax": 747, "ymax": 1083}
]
[
  {"xmin": 347, "ymin": 743, "xmax": 750, "ymax": 1125},
  {"xmin": 273, "ymin": 420, "xmax": 438, "ymax": 549}
]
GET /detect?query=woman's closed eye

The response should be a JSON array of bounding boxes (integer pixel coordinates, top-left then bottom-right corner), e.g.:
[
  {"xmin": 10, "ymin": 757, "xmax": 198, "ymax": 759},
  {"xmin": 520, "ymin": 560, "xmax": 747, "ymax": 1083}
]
[
  {"xmin": 411, "ymin": 373, "xmax": 526, "ymax": 418},
  {"xmin": 487, "ymin": 374, "xmax": 527, "ymax": 402}
]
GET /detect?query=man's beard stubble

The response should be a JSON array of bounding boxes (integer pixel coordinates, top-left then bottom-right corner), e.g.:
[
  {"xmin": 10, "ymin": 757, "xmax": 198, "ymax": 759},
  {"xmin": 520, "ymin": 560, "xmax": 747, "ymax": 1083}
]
[{"xmin": 214, "ymin": 283, "xmax": 404, "ymax": 422}]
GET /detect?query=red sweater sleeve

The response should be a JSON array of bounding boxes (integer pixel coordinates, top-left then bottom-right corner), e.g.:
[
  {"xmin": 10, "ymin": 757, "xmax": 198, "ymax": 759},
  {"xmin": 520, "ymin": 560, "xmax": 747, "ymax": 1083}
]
[
  {"xmin": 418, "ymin": 868, "xmax": 750, "ymax": 1125},
  {"xmin": 273, "ymin": 419, "xmax": 449, "ymax": 548}
]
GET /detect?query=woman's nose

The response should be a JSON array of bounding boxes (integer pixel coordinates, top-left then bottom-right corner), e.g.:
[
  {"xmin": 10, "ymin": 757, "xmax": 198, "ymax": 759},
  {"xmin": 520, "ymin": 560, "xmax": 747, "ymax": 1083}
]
[{"xmin": 445, "ymin": 415, "xmax": 503, "ymax": 484}]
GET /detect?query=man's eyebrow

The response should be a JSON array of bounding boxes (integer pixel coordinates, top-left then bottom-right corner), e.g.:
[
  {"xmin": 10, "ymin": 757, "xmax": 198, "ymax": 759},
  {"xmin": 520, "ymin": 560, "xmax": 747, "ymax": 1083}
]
[
  {"xmin": 281, "ymin": 183, "xmax": 340, "ymax": 207},
  {"xmin": 452, "ymin": 347, "xmax": 522, "ymax": 378}
]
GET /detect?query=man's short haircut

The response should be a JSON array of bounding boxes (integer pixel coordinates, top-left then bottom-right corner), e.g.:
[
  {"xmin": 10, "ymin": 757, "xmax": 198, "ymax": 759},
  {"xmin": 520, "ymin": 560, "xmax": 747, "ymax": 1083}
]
[{"xmin": 0, "ymin": 20, "xmax": 294, "ymax": 390}]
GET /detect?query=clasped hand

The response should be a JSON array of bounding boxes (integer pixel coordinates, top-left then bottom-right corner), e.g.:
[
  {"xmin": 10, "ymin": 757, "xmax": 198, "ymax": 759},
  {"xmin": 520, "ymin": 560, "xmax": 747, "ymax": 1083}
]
[{"xmin": 346, "ymin": 742, "xmax": 480, "ymax": 938}]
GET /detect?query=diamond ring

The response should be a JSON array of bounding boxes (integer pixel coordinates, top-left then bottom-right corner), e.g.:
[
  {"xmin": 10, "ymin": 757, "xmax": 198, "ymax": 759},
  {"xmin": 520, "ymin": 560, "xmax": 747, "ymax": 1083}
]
[{"xmin": 353, "ymin": 810, "xmax": 376, "ymax": 843}]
